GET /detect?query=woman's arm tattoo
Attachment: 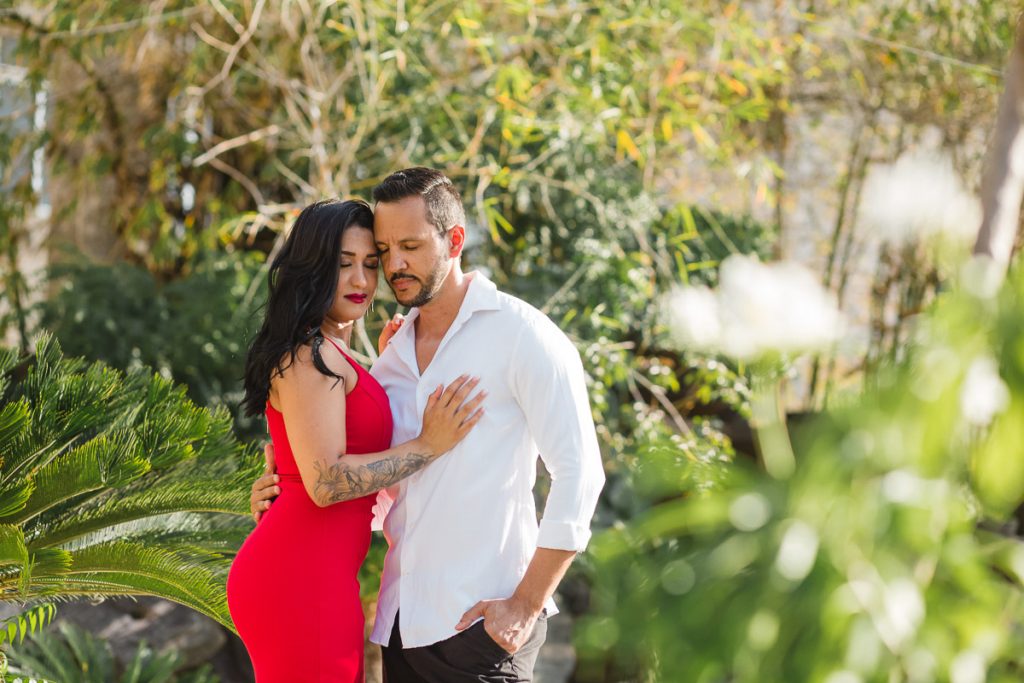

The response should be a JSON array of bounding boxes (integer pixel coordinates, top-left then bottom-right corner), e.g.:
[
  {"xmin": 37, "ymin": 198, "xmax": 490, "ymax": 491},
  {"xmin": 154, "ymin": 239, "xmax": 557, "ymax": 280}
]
[{"xmin": 313, "ymin": 452, "xmax": 432, "ymax": 505}]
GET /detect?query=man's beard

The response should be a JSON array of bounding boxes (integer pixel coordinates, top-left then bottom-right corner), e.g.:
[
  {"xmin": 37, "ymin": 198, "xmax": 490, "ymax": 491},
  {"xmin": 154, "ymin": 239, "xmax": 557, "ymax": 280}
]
[{"xmin": 391, "ymin": 260, "xmax": 446, "ymax": 308}]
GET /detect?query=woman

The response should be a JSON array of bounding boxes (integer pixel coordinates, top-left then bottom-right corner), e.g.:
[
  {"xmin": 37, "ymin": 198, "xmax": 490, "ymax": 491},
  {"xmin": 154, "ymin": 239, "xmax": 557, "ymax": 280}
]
[{"xmin": 227, "ymin": 199, "xmax": 484, "ymax": 682}]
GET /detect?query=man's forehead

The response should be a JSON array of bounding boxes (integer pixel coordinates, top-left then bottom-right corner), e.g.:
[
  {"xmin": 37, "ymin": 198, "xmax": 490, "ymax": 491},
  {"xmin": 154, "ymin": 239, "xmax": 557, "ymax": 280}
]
[{"xmin": 374, "ymin": 199, "xmax": 434, "ymax": 240}]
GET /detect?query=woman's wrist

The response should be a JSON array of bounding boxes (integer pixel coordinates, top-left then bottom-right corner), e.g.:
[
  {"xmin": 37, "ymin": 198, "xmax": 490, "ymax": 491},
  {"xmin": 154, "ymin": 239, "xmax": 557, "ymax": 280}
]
[{"xmin": 410, "ymin": 436, "xmax": 438, "ymax": 461}]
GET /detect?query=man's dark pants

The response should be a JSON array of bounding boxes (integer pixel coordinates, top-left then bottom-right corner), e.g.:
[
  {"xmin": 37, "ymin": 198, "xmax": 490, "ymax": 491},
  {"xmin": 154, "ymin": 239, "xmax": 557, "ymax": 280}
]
[{"xmin": 381, "ymin": 612, "xmax": 548, "ymax": 683}]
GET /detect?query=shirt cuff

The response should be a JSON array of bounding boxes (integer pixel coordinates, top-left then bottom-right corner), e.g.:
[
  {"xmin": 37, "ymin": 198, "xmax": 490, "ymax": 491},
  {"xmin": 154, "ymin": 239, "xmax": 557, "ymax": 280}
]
[
  {"xmin": 370, "ymin": 490, "xmax": 393, "ymax": 532},
  {"xmin": 537, "ymin": 519, "xmax": 593, "ymax": 551}
]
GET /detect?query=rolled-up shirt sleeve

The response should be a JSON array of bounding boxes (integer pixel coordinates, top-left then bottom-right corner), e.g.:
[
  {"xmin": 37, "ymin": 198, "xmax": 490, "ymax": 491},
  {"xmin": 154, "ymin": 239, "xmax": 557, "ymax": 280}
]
[
  {"xmin": 370, "ymin": 486, "xmax": 396, "ymax": 532},
  {"xmin": 509, "ymin": 317, "xmax": 605, "ymax": 552}
]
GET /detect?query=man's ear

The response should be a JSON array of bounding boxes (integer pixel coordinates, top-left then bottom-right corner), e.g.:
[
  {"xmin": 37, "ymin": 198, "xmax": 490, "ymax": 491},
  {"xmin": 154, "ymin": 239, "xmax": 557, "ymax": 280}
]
[{"xmin": 448, "ymin": 225, "xmax": 466, "ymax": 258}]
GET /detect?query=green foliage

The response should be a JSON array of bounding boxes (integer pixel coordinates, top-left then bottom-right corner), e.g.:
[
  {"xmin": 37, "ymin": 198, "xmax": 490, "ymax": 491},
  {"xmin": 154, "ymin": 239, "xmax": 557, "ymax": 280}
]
[
  {"xmin": 6, "ymin": 621, "xmax": 220, "ymax": 683},
  {"xmin": 0, "ymin": 333, "xmax": 262, "ymax": 629},
  {"xmin": 1, "ymin": 4, "xmax": 1020, "ymax": 679},
  {"xmin": 37, "ymin": 252, "xmax": 267, "ymax": 437},
  {"xmin": 577, "ymin": 266, "xmax": 1024, "ymax": 681},
  {"xmin": 3, "ymin": 0, "xmax": 790, "ymax": 553},
  {"xmin": 0, "ymin": 604, "xmax": 55, "ymax": 647}
]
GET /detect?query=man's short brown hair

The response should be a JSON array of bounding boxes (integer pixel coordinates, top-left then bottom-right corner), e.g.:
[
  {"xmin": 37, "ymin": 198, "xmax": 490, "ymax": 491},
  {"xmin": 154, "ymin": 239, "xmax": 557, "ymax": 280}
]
[{"xmin": 371, "ymin": 167, "xmax": 466, "ymax": 235}]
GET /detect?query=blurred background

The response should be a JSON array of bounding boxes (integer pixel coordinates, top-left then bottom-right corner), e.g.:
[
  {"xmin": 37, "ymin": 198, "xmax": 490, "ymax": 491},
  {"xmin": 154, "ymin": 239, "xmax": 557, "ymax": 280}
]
[{"xmin": 0, "ymin": 1, "xmax": 1022, "ymax": 682}]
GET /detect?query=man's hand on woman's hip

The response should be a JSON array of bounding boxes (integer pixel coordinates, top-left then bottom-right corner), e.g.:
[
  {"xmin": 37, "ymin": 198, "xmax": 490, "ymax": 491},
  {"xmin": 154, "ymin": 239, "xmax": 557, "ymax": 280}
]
[{"xmin": 250, "ymin": 443, "xmax": 280, "ymax": 523}]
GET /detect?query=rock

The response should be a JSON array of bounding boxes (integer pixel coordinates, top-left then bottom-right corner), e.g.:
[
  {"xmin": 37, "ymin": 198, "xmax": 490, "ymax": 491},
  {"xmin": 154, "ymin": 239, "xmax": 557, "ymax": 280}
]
[{"xmin": 53, "ymin": 597, "xmax": 226, "ymax": 671}]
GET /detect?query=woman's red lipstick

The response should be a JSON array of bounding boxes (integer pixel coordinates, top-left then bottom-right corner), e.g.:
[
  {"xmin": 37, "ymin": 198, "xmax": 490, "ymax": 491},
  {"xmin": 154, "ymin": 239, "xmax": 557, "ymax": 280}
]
[{"xmin": 344, "ymin": 294, "xmax": 367, "ymax": 304}]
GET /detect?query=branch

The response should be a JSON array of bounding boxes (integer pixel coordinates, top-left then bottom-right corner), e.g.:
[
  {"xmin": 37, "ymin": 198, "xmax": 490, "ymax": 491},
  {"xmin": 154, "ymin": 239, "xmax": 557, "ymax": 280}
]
[
  {"xmin": 191, "ymin": 124, "xmax": 281, "ymax": 167},
  {"xmin": 208, "ymin": 157, "xmax": 266, "ymax": 207},
  {"xmin": 973, "ymin": 15, "xmax": 1024, "ymax": 277},
  {"xmin": 0, "ymin": 7, "xmax": 205, "ymax": 40},
  {"xmin": 199, "ymin": 0, "xmax": 267, "ymax": 97},
  {"xmin": 631, "ymin": 368, "xmax": 693, "ymax": 436}
]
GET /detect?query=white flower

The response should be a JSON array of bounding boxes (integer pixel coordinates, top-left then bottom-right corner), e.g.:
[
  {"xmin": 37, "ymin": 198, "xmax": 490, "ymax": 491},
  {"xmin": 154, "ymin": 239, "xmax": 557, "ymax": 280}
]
[
  {"xmin": 664, "ymin": 285, "xmax": 721, "ymax": 349},
  {"xmin": 883, "ymin": 578, "xmax": 925, "ymax": 646},
  {"xmin": 824, "ymin": 672, "xmax": 863, "ymax": 683},
  {"xmin": 950, "ymin": 650, "xmax": 987, "ymax": 683},
  {"xmin": 775, "ymin": 519, "xmax": 819, "ymax": 582},
  {"xmin": 860, "ymin": 151, "xmax": 981, "ymax": 245},
  {"xmin": 960, "ymin": 356, "xmax": 1010, "ymax": 426},
  {"xmin": 665, "ymin": 254, "xmax": 844, "ymax": 360}
]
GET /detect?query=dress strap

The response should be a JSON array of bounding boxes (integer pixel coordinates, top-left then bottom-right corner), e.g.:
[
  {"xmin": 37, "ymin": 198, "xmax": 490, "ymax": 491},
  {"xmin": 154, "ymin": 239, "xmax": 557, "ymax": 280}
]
[{"xmin": 319, "ymin": 334, "xmax": 360, "ymax": 373}]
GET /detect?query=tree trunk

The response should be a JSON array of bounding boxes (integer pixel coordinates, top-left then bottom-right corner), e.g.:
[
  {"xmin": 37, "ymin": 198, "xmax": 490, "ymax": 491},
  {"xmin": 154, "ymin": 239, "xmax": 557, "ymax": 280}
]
[{"xmin": 973, "ymin": 14, "xmax": 1024, "ymax": 274}]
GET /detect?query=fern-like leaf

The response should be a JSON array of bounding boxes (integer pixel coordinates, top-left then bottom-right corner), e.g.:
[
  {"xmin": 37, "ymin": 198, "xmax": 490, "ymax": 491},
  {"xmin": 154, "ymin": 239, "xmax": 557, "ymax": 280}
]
[
  {"xmin": 0, "ymin": 603, "xmax": 56, "ymax": 646},
  {"xmin": 0, "ymin": 433, "xmax": 151, "ymax": 526}
]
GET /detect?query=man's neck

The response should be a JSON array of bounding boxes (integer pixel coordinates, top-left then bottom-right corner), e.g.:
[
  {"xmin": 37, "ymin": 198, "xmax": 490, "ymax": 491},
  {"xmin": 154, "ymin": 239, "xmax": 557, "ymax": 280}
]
[{"xmin": 414, "ymin": 267, "xmax": 472, "ymax": 340}]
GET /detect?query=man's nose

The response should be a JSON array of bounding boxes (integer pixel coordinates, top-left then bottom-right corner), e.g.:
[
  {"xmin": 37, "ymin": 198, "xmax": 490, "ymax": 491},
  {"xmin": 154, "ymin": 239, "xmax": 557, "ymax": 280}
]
[{"xmin": 388, "ymin": 251, "xmax": 408, "ymax": 272}]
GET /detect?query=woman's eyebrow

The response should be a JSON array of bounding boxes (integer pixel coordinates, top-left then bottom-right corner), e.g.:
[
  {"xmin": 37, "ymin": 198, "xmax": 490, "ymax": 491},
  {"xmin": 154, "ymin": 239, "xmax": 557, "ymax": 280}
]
[{"xmin": 340, "ymin": 250, "xmax": 382, "ymax": 256}]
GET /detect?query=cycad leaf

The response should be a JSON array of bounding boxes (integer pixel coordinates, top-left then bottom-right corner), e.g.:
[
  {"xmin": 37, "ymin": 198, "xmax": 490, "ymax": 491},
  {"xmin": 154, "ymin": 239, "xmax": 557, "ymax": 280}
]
[
  {"xmin": 8, "ymin": 623, "xmax": 82, "ymax": 682},
  {"xmin": 0, "ymin": 603, "xmax": 56, "ymax": 646},
  {"xmin": 26, "ymin": 447, "xmax": 257, "ymax": 549},
  {"xmin": 9, "ymin": 621, "xmax": 115, "ymax": 683},
  {"xmin": 2, "ymin": 333, "xmax": 252, "ymax": 629},
  {"xmin": 122, "ymin": 639, "xmax": 180, "ymax": 683},
  {"xmin": 0, "ymin": 345, "xmax": 20, "ymax": 380},
  {"xmin": 61, "ymin": 621, "xmax": 116, "ymax": 681},
  {"xmin": 53, "ymin": 541, "xmax": 233, "ymax": 626},
  {"xmin": 0, "ymin": 524, "xmax": 28, "ymax": 569},
  {"xmin": 27, "ymin": 547, "xmax": 73, "ymax": 580},
  {"xmin": 0, "ymin": 480, "xmax": 34, "ymax": 517},
  {"xmin": 0, "ymin": 398, "xmax": 30, "ymax": 462},
  {"xmin": 1, "ymin": 433, "xmax": 150, "ymax": 525}
]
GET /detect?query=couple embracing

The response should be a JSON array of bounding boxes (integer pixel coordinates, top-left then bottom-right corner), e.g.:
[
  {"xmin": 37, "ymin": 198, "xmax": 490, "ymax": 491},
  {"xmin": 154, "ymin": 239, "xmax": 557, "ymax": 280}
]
[{"xmin": 226, "ymin": 167, "xmax": 605, "ymax": 682}]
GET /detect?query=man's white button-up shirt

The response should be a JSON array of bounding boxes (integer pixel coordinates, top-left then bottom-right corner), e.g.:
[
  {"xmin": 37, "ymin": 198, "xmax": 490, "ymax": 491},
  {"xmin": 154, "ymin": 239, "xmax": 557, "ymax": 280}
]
[{"xmin": 367, "ymin": 272, "xmax": 605, "ymax": 649}]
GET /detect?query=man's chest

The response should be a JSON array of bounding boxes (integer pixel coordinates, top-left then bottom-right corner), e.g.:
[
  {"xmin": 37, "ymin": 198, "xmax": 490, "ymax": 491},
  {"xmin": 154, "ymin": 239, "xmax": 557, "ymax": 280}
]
[
  {"xmin": 414, "ymin": 334, "xmax": 443, "ymax": 376},
  {"xmin": 375, "ymin": 326, "xmax": 519, "ymax": 428}
]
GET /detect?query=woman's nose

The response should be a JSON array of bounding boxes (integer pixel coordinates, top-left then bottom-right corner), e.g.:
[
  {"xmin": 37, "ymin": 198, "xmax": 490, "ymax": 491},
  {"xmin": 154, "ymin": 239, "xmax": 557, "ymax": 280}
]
[{"xmin": 352, "ymin": 265, "xmax": 368, "ymax": 287}]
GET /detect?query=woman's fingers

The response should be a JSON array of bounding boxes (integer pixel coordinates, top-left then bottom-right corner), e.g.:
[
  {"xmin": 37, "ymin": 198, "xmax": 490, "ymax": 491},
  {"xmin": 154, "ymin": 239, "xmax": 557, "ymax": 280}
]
[
  {"xmin": 446, "ymin": 376, "xmax": 479, "ymax": 410},
  {"xmin": 460, "ymin": 407, "xmax": 485, "ymax": 431},
  {"xmin": 441, "ymin": 375, "xmax": 472, "ymax": 406},
  {"xmin": 456, "ymin": 390, "xmax": 487, "ymax": 418}
]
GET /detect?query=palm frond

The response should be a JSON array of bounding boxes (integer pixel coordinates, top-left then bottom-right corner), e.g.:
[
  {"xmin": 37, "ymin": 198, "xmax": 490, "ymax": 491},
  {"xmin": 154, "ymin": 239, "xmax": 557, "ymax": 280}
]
[
  {"xmin": 50, "ymin": 541, "xmax": 232, "ymax": 626},
  {"xmin": 0, "ymin": 345, "xmax": 20, "ymax": 381},
  {"xmin": 0, "ymin": 480, "xmax": 34, "ymax": 518},
  {"xmin": 26, "ymin": 452, "xmax": 255, "ymax": 548},
  {"xmin": 26, "ymin": 575, "xmax": 232, "ymax": 630},
  {"xmin": 1, "ymin": 334, "xmax": 253, "ymax": 631},
  {"xmin": 0, "ymin": 524, "xmax": 28, "ymax": 570},
  {"xmin": 8, "ymin": 621, "xmax": 116, "ymax": 683},
  {"xmin": 0, "ymin": 603, "xmax": 56, "ymax": 646},
  {"xmin": 47, "ymin": 512, "xmax": 247, "ymax": 557},
  {"xmin": 189, "ymin": 405, "xmax": 241, "ymax": 463},
  {"xmin": 120, "ymin": 638, "xmax": 182, "ymax": 683},
  {"xmin": 7, "ymin": 620, "xmax": 186, "ymax": 683},
  {"xmin": 0, "ymin": 433, "xmax": 151, "ymax": 526},
  {"xmin": 0, "ymin": 398, "xmax": 30, "ymax": 461}
]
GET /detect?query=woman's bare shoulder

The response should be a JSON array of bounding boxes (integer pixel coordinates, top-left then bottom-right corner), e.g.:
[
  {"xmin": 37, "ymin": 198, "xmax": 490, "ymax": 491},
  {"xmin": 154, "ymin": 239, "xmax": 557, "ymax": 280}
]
[{"xmin": 275, "ymin": 340, "xmax": 352, "ymax": 390}]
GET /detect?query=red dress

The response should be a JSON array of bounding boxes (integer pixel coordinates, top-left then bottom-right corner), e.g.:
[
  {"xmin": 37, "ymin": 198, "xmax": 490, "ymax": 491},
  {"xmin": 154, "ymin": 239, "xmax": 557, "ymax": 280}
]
[{"xmin": 227, "ymin": 342, "xmax": 393, "ymax": 682}]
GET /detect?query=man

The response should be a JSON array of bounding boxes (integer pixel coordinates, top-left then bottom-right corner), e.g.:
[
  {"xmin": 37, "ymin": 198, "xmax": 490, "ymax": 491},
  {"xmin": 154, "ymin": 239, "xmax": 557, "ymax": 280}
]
[{"xmin": 249, "ymin": 167, "xmax": 605, "ymax": 682}]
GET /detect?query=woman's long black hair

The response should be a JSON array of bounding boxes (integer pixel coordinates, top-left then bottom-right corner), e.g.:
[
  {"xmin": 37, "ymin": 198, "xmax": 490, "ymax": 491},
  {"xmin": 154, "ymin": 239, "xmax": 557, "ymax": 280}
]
[{"xmin": 241, "ymin": 199, "xmax": 375, "ymax": 417}]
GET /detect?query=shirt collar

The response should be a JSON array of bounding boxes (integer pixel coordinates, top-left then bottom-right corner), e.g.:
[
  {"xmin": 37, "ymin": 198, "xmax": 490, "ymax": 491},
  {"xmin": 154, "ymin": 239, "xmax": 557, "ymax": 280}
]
[
  {"xmin": 384, "ymin": 271, "xmax": 500, "ymax": 372},
  {"xmin": 456, "ymin": 271, "xmax": 501, "ymax": 317}
]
